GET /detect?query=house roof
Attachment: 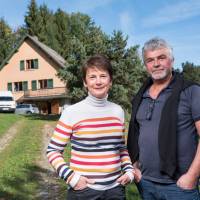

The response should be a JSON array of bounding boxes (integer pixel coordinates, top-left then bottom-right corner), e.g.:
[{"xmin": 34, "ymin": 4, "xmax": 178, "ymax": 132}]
[{"xmin": 0, "ymin": 34, "xmax": 67, "ymax": 70}]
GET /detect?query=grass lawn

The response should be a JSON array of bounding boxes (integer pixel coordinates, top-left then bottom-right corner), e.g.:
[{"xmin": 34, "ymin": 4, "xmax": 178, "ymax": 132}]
[{"xmin": 0, "ymin": 115, "xmax": 46, "ymax": 200}]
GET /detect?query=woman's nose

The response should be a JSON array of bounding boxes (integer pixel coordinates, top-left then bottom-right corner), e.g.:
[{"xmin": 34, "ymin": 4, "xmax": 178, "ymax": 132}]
[{"xmin": 96, "ymin": 77, "xmax": 102, "ymax": 84}]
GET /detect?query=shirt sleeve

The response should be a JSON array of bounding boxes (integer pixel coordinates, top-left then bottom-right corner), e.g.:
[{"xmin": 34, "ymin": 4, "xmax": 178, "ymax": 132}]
[
  {"xmin": 46, "ymin": 109, "xmax": 74, "ymax": 183},
  {"xmin": 118, "ymin": 108, "xmax": 134, "ymax": 174},
  {"xmin": 190, "ymin": 85, "xmax": 200, "ymax": 122}
]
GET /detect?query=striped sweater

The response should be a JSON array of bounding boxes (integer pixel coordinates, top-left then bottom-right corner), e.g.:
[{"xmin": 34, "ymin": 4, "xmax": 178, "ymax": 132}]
[{"xmin": 47, "ymin": 93, "xmax": 133, "ymax": 190}]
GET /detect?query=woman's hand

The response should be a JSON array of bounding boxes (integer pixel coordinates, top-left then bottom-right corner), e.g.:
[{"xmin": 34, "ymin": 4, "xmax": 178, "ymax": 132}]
[
  {"xmin": 116, "ymin": 173, "xmax": 131, "ymax": 186},
  {"xmin": 73, "ymin": 176, "xmax": 95, "ymax": 190}
]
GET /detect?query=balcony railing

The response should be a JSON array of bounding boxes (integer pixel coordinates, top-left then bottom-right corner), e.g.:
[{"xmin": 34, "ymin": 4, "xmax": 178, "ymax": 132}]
[{"xmin": 24, "ymin": 87, "xmax": 67, "ymax": 98}]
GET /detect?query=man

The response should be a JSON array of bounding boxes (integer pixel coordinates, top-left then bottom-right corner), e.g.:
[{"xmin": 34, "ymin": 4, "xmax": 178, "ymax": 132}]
[{"xmin": 127, "ymin": 37, "xmax": 200, "ymax": 200}]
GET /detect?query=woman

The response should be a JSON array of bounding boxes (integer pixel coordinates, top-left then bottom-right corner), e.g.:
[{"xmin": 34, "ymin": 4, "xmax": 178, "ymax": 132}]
[{"xmin": 47, "ymin": 54, "xmax": 134, "ymax": 200}]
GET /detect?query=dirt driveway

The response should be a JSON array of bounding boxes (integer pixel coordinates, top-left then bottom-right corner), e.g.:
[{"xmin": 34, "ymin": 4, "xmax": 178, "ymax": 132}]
[{"xmin": 35, "ymin": 123, "xmax": 65, "ymax": 200}]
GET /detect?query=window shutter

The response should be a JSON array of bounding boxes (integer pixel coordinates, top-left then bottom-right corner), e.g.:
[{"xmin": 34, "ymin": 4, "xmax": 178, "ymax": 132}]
[
  {"xmin": 7, "ymin": 82, "xmax": 12, "ymax": 91},
  {"xmin": 20, "ymin": 60, "xmax": 25, "ymax": 71},
  {"xmin": 34, "ymin": 59, "xmax": 38, "ymax": 69},
  {"xmin": 31, "ymin": 80, "xmax": 37, "ymax": 90},
  {"xmin": 22, "ymin": 81, "xmax": 28, "ymax": 91},
  {"xmin": 47, "ymin": 79, "xmax": 53, "ymax": 88}
]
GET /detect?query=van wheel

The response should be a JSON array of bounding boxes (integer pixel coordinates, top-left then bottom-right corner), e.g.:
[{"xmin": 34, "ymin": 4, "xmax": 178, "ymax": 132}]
[{"xmin": 27, "ymin": 111, "xmax": 32, "ymax": 114}]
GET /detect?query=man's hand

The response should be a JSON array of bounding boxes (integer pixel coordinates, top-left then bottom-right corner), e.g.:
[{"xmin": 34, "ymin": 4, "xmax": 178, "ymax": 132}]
[
  {"xmin": 74, "ymin": 176, "xmax": 95, "ymax": 190},
  {"xmin": 176, "ymin": 173, "xmax": 198, "ymax": 190},
  {"xmin": 133, "ymin": 168, "xmax": 142, "ymax": 183}
]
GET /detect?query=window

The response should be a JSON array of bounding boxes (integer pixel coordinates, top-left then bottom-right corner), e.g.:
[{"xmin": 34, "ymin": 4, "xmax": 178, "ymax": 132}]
[
  {"xmin": 38, "ymin": 80, "xmax": 47, "ymax": 89},
  {"xmin": 7, "ymin": 82, "xmax": 12, "ymax": 91},
  {"xmin": 16, "ymin": 104, "xmax": 30, "ymax": 108},
  {"xmin": 38, "ymin": 79, "xmax": 53, "ymax": 89},
  {"xmin": 26, "ymin": 59, "xmax": 38, "ymax": 69},
  {"xmin": 14, "ymin": 81, "xmax": 28, "ymax": 91},
  {"xmin": 19, "ymin": 59, "xmax": 38, "ymax": 71},
  {"xmin": 0, "ymin": 97, "xmax": 13, "ymax": 101},
  {"xmin": 14, "ymin": 82, "xmax": 22, "ymax": 91}
]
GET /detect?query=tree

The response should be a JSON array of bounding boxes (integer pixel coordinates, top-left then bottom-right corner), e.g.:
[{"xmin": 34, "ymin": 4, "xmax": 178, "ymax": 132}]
[
  {"xmin": 106, "ymin": 31, "xmax": 146, "ymax": 112},
  {"xmin": 53, "ymin": 9, "xmax": 71, "ymax": 57},
  {"xmin": 0, "ymin": 18, "xmax": 15, "ymax": 65},
  {"xmin": 38, "ymin": 4, "xmax": 54, "ymax": 44},
  {"xmin": 57, "ymin": 12, "xmax": 110, "ymax": 103},
  {"xmin": 182, "ymin": 61, "xmax": 200, "ymax": 83},
  {"xmin": 24, "ymin": 0, "xmax": 42, "ymax": 36}
]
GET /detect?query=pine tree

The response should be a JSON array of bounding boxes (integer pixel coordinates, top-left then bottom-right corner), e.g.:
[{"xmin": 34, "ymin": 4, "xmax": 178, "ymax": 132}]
[
  {"xmin": 24, "ymin": 0, "xmax": 42, "ymax": 36},
  {"xmin": 53, "ymin": 9, "xmax": 71, "ymax": 57},
  {"xmin": 106, "ymin": 31, "xmax": 146, "ymax": 112},
  {"xmin": 38, "ymin": 4, "xmax": 54, "ymax": 43},
  {"xmin": 182, "ymin": 61, "xmax": 200, "ymax": 83}
]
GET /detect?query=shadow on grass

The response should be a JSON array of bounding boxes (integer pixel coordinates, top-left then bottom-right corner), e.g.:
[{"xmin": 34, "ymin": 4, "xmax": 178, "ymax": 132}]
[
  {"xmin": 0, "ymin": 165, "xmax": 41, "ymax": 200},
  {"xmin": 23, "ymin": 114, "xmax": 60, "ymax": 121},
  {"xmin": 0, "ymin": 162, "xmax": 142, "ymax": 200},
  {"xmin": 0, "ymin": 165, "xmax": 64, "ymax": 200}
]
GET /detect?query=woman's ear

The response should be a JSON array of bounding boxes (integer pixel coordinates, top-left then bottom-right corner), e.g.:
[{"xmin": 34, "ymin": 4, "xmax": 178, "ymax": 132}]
[{"xmin": 83, "ymin": 81, "xmax": 87, "ymax": 88}]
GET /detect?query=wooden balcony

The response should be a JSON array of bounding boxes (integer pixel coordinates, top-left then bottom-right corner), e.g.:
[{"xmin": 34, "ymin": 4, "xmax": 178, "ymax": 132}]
[{"xmin": 23, "ymin": 87, "xmax": 67, "ymax": 98}]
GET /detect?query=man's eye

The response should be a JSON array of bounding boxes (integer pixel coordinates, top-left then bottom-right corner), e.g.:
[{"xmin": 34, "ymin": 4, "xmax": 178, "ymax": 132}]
[
  {"xmin": 158, "ymin": 56, "xmax": 167, "ymax": 60},
  {"xmin": 146, "ymin": 59, "xmax": 154, "ymax": 64}
]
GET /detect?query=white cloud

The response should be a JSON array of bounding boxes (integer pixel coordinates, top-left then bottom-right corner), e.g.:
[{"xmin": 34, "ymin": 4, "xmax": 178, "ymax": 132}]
[
  {"xmin": 119, "ymin": 12, "xmax": 132, "ymax": 33},
  {"xmin": 142, "ymin": 0, "xmax": 200, "ymax": 28}
]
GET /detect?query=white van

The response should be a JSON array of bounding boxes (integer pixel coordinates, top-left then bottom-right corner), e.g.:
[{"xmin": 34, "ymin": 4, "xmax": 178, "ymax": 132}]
[{"xmin": 0, "ymin": 91, "xmax": 16, "ymax": 113}]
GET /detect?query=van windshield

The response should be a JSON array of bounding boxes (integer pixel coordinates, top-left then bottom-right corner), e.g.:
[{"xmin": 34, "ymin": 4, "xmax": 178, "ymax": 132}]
[{"xmin": 0, "ymin": 97, "xmax": 14, "ymax": 101}]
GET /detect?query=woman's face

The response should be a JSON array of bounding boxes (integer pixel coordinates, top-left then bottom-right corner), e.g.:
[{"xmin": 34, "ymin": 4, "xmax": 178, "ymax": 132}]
[{"xmin": 84, "ymin": 67, "xmax": 112, "ymax": 99}]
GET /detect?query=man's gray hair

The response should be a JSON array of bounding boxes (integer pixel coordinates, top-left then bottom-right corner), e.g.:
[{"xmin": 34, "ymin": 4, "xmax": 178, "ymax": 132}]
[{"xmin": 142, "ymin": 37, "xmax": 174, "ymax": 61}]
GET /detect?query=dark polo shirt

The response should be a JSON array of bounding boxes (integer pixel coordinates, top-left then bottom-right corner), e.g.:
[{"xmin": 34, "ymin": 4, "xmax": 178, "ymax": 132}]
[{"xmin": 136, "ymin": 80, "xmax": 200, "ymax": 183}]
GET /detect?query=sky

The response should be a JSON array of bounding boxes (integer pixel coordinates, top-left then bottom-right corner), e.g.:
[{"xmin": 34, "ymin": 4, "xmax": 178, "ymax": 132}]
[{"xmin": 0, "ymin": 0, "xmax": 200, "ymax": 69}]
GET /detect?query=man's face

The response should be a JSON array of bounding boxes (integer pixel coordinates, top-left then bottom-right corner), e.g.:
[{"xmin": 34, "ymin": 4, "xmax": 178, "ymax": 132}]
[{"xmin": 144, "ymin": 48, "xmax": 173, "ymax": 81}]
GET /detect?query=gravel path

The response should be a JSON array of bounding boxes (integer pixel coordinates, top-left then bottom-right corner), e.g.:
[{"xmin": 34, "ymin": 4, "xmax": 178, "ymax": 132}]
[
  {"xmin": 0, "ymin": 120, "xmax": 24, "ymax": 153},
  {"xmin": 35, "ymin": 123, "xmax": 64, "ymax": 200}
]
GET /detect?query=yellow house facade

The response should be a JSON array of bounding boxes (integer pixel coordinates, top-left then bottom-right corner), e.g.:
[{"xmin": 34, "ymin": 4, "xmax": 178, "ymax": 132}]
[{"xmin": 0, "ymin": 35, "xmax": 70, "ymax": 114}]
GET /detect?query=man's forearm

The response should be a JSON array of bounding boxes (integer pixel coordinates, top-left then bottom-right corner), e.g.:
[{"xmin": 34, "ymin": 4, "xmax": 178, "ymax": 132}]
[{"xmin": 187, "ymin": 141, "xmax": 200, "ymax": 179}]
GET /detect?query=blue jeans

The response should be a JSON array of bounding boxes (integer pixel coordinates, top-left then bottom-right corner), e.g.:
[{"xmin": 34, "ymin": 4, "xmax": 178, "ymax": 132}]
[
  {"xmin": 136, "ymin": 178, "xmax": 200, "ymax": 200},
  {"xmin": 67, "ymin": 185, "xmax": 126, "ymax": 200}
]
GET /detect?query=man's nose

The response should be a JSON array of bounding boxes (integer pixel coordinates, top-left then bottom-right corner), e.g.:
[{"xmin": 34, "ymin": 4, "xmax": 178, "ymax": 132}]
[{"xmin": 153, "ymin": 58, "xmax": 160, "ymax": 67}]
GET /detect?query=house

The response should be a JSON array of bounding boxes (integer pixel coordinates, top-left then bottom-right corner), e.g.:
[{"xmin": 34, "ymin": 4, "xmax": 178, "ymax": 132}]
[{"xmin": 0, "ymin": 34, "xmax": 70, "ymax": 114}]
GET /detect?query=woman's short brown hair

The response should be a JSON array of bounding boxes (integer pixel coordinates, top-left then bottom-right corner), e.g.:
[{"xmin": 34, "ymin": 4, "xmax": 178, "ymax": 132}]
[{"xmin": 82, "ymin": 54, "xmax": 113, "ymax": 82}]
